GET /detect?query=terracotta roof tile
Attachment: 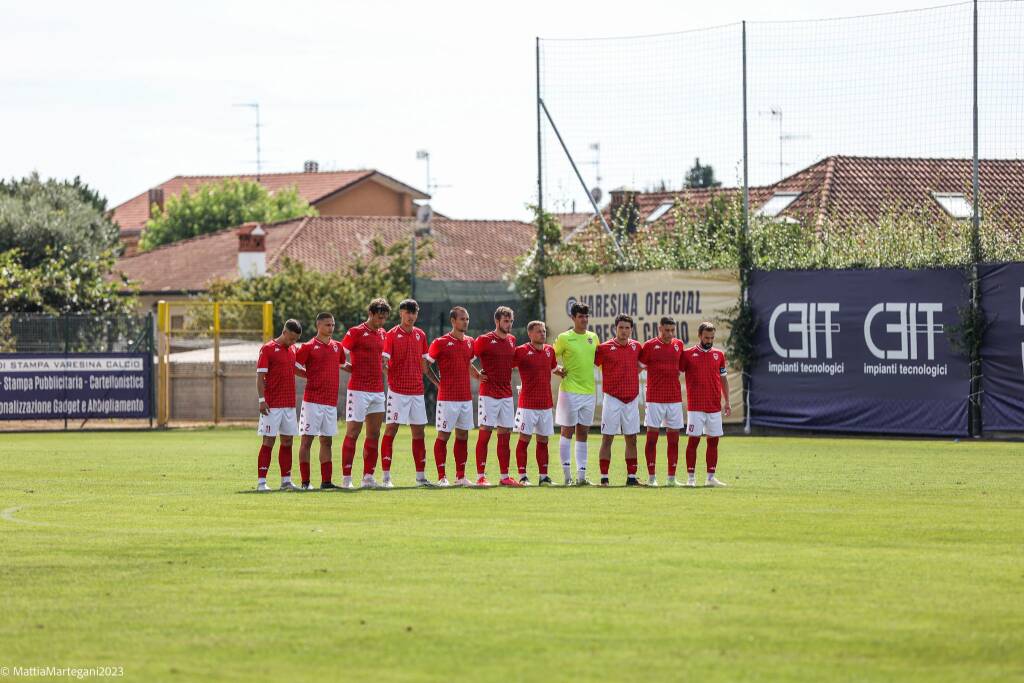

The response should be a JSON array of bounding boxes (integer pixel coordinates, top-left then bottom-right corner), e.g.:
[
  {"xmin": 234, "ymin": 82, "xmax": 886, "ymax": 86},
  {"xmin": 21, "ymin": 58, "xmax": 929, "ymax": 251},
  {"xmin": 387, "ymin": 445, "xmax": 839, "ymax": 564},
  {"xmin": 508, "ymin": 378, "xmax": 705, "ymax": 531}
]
[{"xmin": 114, "ymin": 216, "xmax": 534, "ymax": 293}]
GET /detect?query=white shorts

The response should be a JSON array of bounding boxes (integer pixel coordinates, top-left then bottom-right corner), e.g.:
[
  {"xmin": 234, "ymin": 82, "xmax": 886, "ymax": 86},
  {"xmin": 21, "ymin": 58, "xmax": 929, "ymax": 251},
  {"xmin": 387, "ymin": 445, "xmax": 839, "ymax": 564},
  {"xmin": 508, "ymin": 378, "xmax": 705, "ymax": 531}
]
[
  {"xmin": 478, "ymin": 395, "xmax": 515, "ymax": 429},
  {"xmin": 644, "ymin": 402, "xmax": 685, "ymax": 430},
  {"xmin": 436, "ymin": 400, "xmax": 474, "ymax": 432},
  {"xmin": 257, "ymin": 406, "xmax": 298, "ymax": 437},
  {"xmin": 601, "ymin": 394, "xmax": 641, "ymax": 436},
  {"xmin": 345, "ymin": 389, "xmax": 385, "ymax": 422},
  {"xmin": 514, "ymin": 407, "xmax": 554, "ymax": 436},
  {"xmin": 555, "ymin": 391, "xmax": 596, "ymax": 427},
  {"xmin": 299, "ymin": 401, "xmax": 338, "ymax": 436},
  {"xmin": 386, "ymin": 392, "xmax": 427, "ymax": 425},
  {"xmin": 686, "ymin": 410, "xmax": 724, "ymax": 437}
]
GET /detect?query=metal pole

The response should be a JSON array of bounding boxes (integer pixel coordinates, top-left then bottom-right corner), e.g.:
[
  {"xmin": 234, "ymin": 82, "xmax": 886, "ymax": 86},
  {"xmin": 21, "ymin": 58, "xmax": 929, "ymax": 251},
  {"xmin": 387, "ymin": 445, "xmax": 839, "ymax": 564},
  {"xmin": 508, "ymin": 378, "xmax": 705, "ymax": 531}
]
[
  {"xmin": 539, "ymin": 98, "xmax": 625, "ymax": 261},
  {"xmin": 411, "ymin": 232, "xmax": 418, "ymax": 300},
  {"xmin": 970, "ymin": 0, "xmax": 982, "ymax": 437},
  {"xmin": 148, "ymin": 311, "xmax": 154, "ymax": 429},
  {"xmin": 63, "ymin": 314, "xmax": 69, "ymax": 432},
  {"xmin": 536, "ymin": 37, "xmax": 547, "ymax": 321},
  {"xmin": 742, "ymin": 20, "xmax": 752, "ymax": 435},
  {"xmin": 213, "ymin": 302, "xmax": 221, "ymax": 425}
]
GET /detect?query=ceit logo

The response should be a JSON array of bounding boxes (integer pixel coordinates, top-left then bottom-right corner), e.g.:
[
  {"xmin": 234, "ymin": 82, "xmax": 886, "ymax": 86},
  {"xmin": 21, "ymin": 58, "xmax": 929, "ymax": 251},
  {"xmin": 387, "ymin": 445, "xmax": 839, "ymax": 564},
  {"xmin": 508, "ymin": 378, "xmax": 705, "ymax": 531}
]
[
  {"xmin": 768, "ymin": 303, "xmax": 841, "ymax": 359},
  {"xmin": 864, "ymin": 302, "xmax": 943, "ymax": 360}
]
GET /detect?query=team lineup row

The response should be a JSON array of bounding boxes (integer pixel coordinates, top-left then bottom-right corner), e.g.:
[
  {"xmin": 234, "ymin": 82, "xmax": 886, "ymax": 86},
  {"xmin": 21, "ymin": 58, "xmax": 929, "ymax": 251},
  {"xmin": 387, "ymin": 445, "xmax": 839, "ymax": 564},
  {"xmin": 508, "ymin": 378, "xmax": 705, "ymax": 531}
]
[{"xmin": 254, "ymin": 298, "xmax": 731, "ymax": 492}]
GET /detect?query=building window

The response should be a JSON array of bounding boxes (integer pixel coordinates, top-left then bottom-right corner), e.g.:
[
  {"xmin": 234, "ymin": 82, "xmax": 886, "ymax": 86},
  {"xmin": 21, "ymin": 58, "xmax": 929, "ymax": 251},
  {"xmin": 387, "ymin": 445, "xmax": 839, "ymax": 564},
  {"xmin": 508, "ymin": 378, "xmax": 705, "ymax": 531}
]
[
  {"xmin": 756, "ymin": 192, "xmax": 800, "ymax": 218},
  {"xmin": 645, "ymin": 201, "xmax": 673, "ymax": 223},
  {"xmin": 932, "ymin": 192, "xmax": 974, "ymax": 219}
]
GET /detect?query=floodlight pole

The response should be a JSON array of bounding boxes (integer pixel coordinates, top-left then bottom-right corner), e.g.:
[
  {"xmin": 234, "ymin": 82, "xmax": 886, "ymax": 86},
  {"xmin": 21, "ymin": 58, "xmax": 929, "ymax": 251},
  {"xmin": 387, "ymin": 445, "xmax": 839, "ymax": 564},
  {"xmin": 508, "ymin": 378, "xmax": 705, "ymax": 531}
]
[
  {"xmin": 742, "ymin": 20, "xmax": 752, "ymax": 435},
  {"xmin": 536, "ymin": 37, "xmax": 546, "ymax": 320},
  {"xmin": 538, "ymin": 98, "xmax": 625, "ymax": 262},
  {"xmin": 970, "ymin": 0, "xmax": 982, "ymax": 437}
]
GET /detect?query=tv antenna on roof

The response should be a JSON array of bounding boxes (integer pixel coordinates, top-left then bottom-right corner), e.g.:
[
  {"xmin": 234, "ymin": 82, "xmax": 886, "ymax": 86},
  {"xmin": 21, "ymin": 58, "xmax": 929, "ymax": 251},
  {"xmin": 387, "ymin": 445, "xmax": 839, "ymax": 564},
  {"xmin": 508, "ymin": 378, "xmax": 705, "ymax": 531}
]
[{"xmin": 234, "ymin": 102, "xmax": 262, "ymax": 180}]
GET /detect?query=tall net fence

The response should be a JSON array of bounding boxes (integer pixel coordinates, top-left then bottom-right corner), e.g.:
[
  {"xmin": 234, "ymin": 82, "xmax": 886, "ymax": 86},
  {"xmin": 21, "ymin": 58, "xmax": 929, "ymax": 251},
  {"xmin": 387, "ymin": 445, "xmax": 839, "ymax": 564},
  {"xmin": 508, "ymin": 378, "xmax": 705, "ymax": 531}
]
[{"xmin": 538, "ymin": 1, "xmax": 1024, "ymax": 227}]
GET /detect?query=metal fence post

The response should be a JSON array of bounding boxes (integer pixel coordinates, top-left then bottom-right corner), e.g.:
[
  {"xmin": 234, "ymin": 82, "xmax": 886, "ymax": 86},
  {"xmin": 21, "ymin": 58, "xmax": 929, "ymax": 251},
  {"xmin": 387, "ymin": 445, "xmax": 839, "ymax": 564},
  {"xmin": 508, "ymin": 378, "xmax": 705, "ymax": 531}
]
[
  {"xmin": 262, "ymin": 301, "xmax": 274, "ymax": 341},
  {"xmin": 213, "ymin": 302, "xmax": 221, "ymax": 424}
]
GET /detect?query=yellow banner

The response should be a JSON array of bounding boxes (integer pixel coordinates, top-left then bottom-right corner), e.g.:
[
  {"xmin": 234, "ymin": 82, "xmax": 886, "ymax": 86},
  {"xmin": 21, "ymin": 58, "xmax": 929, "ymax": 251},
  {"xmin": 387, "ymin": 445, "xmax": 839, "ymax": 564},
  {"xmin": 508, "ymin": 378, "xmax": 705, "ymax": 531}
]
[{"xmin": 543, "ymin": 269, "xmax": 743, "ymax": 423}]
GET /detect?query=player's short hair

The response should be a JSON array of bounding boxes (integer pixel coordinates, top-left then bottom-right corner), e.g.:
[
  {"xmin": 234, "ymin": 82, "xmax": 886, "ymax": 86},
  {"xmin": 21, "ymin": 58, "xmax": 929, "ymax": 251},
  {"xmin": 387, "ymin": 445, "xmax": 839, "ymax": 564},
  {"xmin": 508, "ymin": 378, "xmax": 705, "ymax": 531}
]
[
  {"xmin": 570, "ymin": 302, "xmax": 590, "ymax": 317},
  {"xmin": 614, "ymin": 314, "xmax": 634, "ymax": 329},
  {"xmin": 449, "ymin": 306, "xmax": 468, "ymax": 321},
  {"xmin": 284, "ymin": 319, "xmax": 302, "ymax": 335},
  {"xmin": 494, "ymin": 305, "xmax": 514, "ymax": 321},
  {"xmin": 659, "ymin": 316, "xmax": 676, "ymax": 327},
  {"xmin": 698, "ymin": 321, "xmax": 716, "ymax": 334},
  {"xmin": 368, "ymin": 298, "xmax": 391, "ymax": 315},
  {"xmin": 398, "ymin": 299, "xmax": 419, "ymax": 313},
  {"xmin": 315, "ymin": 312, "xmax": 334, "ymax": 323},
  {"xmin": 527, "ymin": 320, "xmax": 546, "ymax": 332}
]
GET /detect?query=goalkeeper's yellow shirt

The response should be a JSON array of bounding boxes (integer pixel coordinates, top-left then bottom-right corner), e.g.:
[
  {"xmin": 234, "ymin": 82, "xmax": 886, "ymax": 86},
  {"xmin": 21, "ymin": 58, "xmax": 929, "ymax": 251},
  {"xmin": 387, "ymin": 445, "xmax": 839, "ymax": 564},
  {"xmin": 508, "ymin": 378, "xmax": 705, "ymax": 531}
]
[{"xmin": 553, "ymin": 329, "xmax": 599, "ymax": 395}]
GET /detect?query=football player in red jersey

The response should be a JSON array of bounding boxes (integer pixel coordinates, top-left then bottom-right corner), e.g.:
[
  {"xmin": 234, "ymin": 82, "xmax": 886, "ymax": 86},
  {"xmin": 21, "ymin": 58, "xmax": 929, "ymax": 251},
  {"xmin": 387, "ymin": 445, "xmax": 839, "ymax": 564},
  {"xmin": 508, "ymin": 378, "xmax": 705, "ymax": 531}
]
[
  {"xmin": 425, "ymin": 307, "xmax": 485, "ymax": 487},
  {"xmin": 472, "ymin": 306, "xmax": 517, "ymax": 487},
  {"xmin": 595, "ymin": 314, "xmax": 645, "ymax": 486},
  {"xmin": 294, "ymin": 312, "xmax": 345, "ymax": 490},
  {"xmin": 382, "ymin": 299, "xmax": 437, "ymax": 487},
  {"xmin": 638, "ymin": 316, "xmax": 685, "ymax": 487},
  {"xmin": 679, "ymin": 321, "xmax": 731, "ymax": 487},
  {"xmin": 511, "ymin": 321, "xmax": 558, "ymax": 486},
  {"xmin": 255, "ymin": 319, "xmax": 303, "ymax": 492},
  {"xmin": 340, "ymin": 298, "xmax": 390, "ymax": 489}
]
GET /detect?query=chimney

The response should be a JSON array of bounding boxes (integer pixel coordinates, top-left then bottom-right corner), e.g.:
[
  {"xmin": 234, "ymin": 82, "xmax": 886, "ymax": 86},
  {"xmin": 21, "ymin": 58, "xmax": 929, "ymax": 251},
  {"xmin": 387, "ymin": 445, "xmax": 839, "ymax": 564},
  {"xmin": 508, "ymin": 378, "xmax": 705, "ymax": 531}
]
[
  {"xmin": 147, "ymin": 188, "xmax": 165, "ymax": 218},
  {"xmin": 303, "ymin": 160, "xmax": 319, "ymax": 173},
  {"xmin": 237, "ymin": 222, "xmax": 267, "ymax": 278}
]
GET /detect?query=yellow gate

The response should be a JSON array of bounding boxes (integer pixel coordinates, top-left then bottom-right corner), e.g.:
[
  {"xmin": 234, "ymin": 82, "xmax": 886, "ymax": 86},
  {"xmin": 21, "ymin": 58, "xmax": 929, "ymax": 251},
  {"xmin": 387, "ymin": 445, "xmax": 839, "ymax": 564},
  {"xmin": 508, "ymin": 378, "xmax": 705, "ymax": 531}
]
[{"xmin": 156, "ymin": 300, "xmax": 273, "ymax": 425}]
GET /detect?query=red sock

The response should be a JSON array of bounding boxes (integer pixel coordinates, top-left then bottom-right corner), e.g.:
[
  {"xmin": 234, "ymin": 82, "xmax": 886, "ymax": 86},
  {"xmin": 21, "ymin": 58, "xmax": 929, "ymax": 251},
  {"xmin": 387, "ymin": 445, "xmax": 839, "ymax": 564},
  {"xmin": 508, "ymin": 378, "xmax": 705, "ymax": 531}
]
[
  {"xmin": 666, "ymin": 431, "xmax": 680, "ymax": 477},
  {"xmin": 600, "ymin": 458, "xmax": 610, "ymax": 476},
  {"xmin": 475, "ymin": 429, "xmax": 492, "ymax": 475},
  {"xmin": 515, "ymin": 438, "xmax": 528, "ymax": 476},
  {"xmin": 257, "ymin": 444, "xmax": 272, "ymax": 478},
  {"xmin": 707, "ymin": 436, "xmax": 719, "ymax": 474},
  {"xmin": 342, "ymin": 436, "xmax": 357, "ymax": 477},
  {"xmin": 454, "ymin": 439, "xmax": 468, "ymax": 479},
  {"xmin": 433, "ymin": 439, "xmax": 447, "ymax": 478},
  {"xmin": 363, "ymin": 437, "xmax": 378, "ymax": 476},
  {"xmin": 278, "ymin": 445, "xmax": 292, "ymax": 478},
  {"xmin": 686, "ymin": 436, "xmax": 700, "ymax": 474},
  {"xmin": 320, "ymin": 459, "xmax": 332, "ymax": 484},
  {"xmin": 644, "ymin": 429, "xmax": 658, "ymax": 476},
  {"xmin": 626, "ymin": 458, "xmax": 638, "ymax": 477},
  {"xmin": 498, "ymin": 433, "xmax": 512, "ymax": 476},
  {"xmin": 381, "ymin": 434, "xmax": 394, "ymax": 472},
  {"xmin": 300, "ymin": 460, "xmax": 311, "ymax": 485},
  {"xmin": 499, "ymin": 436, "xmax": 513, "ymax": 475},
  {"xmin": 412, "ymin": 437, "xmax": 426, "ymax": 473},
  {"xmin": 536, "ymin": 441, "xmax": 549, "ymax": 476}
]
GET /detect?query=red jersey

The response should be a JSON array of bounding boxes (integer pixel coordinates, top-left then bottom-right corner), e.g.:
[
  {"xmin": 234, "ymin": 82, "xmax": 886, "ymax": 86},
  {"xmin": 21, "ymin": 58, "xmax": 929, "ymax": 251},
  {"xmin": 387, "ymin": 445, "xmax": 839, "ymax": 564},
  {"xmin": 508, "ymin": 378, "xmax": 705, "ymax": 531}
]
[
  {"xmin": 341, "ymin": 322, "xmax": 386, "ymax": 393},
  {"xmin": 383, "ymin": 325, "xmax": 429, "ymax": 396},
  {"xmin": 294, "ymin": 337, "xmax": 343, "ymax": 406},
  {"xmin": 427, "ymin": 333, "xmax": 475, "ymax": 402},
  {"xmin": 513, "ymin": 343, "xmax": 556, "ymax": 409},
  {"xmin": 474, "ymin": 331, "xmax": 516, "ymax": 399},
  {"xmin": 679, "ymin": 345, "xmax": 727, "ymax": 413},
  {"xmin": 256, "ymin": 339, "xmax": 297, "ymax": 409},
  {"xmin": 639, "ymin": 337, "xmax": 684, "ymax": 404},
  {"xmin": 594, "ymin": 338, "xmax": 641, "ymax": 403}
]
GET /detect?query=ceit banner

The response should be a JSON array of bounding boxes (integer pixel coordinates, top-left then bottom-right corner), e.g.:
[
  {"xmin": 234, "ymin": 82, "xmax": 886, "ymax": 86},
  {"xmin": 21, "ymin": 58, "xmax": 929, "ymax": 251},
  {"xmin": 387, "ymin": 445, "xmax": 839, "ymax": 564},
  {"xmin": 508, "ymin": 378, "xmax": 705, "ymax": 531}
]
[
  {"xmin": 979, "ymin": 263, "xmax": 1024, "ymax": 432},
  {"xmin": 543, "ymin": 269, "xmax": 743, "ymax": 423},
  {"xmin": 0, "ymin": 353, "xmax": 151, "ymax": 420},
  {"xmin": 749, "ymin": 268, "xmax": 970, "ymax": 436}
]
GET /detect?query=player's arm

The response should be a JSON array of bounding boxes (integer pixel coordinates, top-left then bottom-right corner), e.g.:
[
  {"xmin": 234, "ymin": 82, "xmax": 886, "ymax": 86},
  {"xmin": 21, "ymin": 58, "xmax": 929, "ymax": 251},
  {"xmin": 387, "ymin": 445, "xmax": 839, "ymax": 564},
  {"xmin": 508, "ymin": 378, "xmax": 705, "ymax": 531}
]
[
  {"xmin": 293, "ymin": 343, "xmax": 308, "ymax": 379},
  {"xmin": 552, "ymin": 333, "xmax": 567, "ymax": 377},
  {"xmin": 719, "ymin": 355, "xmax": 731, "ymax": 417},
  {"xmin": 421, "ymin": 356, "xmax": 439, "ymax": 387},
  {"xmin": 256, "ymin": 352, "xmax": 270, "ymax": 415},
  {"xmin": 470, "ymin": 337, "xmax": 488, "ymax": 382},
  {"xmin": 340, "ymin": 331, "xmax": 354, "ymax": 373},
  {"xmin": 424, "ymin": 338, "xmax": 443, "ymax": 386}
]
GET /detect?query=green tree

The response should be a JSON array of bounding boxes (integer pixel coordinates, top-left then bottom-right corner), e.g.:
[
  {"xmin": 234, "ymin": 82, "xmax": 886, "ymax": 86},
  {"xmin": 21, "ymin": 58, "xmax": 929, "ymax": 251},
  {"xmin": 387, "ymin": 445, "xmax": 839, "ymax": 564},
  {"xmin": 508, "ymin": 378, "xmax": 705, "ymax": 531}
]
[
  {"xmin": 0, "ymin": 173, "xmax": 120, "ymax": 267},
  {"xmin": 0, "ymin": 247, "xmax": 137, "ymax": 316},
  {"xmin": 140, "ymin": 178, "xmax": 317, "ymax": 251},
  {"xmin": 203, "ymin": 237, "xmax": 428, "ymax": 337},
  {"xmin": 684, "ymin": 157, "xmax": 722, "ymax": 189}
]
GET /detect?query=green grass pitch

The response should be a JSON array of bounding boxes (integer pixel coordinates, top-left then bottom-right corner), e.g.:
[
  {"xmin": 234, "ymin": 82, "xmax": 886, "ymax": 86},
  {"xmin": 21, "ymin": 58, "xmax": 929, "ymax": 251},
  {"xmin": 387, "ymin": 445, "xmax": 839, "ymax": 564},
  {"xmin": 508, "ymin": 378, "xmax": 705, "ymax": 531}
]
[{"xmin": 1, "ymin": 428, "xmax": 1022, "ymax": 682}]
